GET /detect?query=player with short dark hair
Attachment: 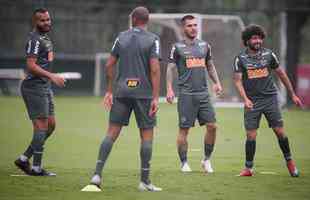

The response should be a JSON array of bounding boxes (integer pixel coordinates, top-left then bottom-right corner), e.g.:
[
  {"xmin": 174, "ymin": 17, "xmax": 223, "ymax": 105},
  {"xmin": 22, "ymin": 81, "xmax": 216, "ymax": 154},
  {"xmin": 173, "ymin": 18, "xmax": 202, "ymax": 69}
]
[
  {"xmin": 14, "ymin": 8, "xmax": 65, "ymax": 176},
  {"xmin": 233, "ymin": 24, "xmax": 303, "ymax": 177},
  {"xmin": 83, "ymin": 6, "xmax": 162, "ymax": 192},
  {"xmin": 166, "ymin": 15, "xmax": 223, "ymax": 173}
]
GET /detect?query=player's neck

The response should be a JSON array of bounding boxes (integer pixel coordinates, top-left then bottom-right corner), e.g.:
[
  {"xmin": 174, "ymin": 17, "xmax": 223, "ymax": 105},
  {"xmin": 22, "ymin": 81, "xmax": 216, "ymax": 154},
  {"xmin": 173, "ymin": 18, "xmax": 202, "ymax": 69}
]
[
  {"xmin": 247, "ymin": 47, "xmax": 260, "ymax": 56},
  {"xmin": 133, "ymin": 24, "xmax": 147, "ymax": 31},
  {"xmin": 184, "ymin": 37, "xmax": 196, "ymax": 45},
  {"xmin": 33, "ymin": 28, "xmax": 47, "ymax": 35}
]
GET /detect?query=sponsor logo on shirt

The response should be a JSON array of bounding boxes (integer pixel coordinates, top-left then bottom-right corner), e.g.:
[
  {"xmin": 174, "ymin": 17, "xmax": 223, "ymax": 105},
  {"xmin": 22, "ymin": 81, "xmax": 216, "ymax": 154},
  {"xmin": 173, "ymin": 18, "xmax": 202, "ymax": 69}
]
[
  {"xmin": 247, "ymin": 67, "xmax": 269, "ymax": 79},
  {"xmin": 126, "ymin": 78, "xmax": 140, "ymax": 88},
  {"xmin": 186, "ymin": 57, "xmax": 206, "ymax": 68}
]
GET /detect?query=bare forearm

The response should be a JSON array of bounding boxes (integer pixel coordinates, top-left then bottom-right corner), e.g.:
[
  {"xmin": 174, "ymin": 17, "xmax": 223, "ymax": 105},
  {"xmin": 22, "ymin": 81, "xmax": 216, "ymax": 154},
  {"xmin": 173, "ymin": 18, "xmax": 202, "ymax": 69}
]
[
  {"xmin": 233, "ymin": 74, "xmax": 248, "ymax": 101},
  {"xmin": 235, "ymin": 82, "xmax": 248, "ymax": 101},
  {"xmin": 106, "ymin": 65, "xmax": 113, "ymax": 93},
  {"xmin": 150, "ymin": 59, "xmax": 160, "ymax": 99},
  {"xmin": 27, "ymin": 60, "xmax": 53, "ymax": 79},
  {"xmin": 166, "ymin": 63, "xmax": 176, "ymax": 90},
  {"xmin": 207, "ymin": 60, "xmax": 220, "ymax": 84},
  {"xmin": 278, "ymin": 70, "xmax": 296, "ymax": 97}
]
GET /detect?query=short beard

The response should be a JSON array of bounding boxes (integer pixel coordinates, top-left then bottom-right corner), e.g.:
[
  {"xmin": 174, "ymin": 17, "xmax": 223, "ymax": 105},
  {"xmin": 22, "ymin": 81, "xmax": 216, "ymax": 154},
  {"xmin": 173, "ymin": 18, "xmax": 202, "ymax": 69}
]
[
  {"xmin": 185, "ymin": 32, "xmax": 196, "ymax": 40},
  {"xmin": 248, "ymin": 43, "xmax": 261, "ymax": 51},
  {"xmin": 37, "ymin": 25, "xmax": 50, "ymax": 33}
]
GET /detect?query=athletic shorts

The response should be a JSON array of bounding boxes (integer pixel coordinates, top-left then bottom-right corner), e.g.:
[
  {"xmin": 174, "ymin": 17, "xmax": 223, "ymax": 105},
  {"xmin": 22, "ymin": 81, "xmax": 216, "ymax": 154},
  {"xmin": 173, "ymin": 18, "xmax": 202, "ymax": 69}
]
[
  {"xmin": 244, "ymin": 95, "xmax": 283, "ymax": 130},
  {"xmin": 109, "ymin": 97, "xmax": 156, "ymax": 129},
  {"xmin": 21, "ymin": 79, "xmax": 54, "ymax": 120},
  {"xmin": 177, "ymin": 93, "xmax": 216, "ymax": 128}
]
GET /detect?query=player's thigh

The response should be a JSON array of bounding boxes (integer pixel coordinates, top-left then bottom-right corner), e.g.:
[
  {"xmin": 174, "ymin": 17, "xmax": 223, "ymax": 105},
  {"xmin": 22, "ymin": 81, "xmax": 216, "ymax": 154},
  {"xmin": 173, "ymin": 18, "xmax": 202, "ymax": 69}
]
[
  {"xmin": 21, "ymin": 81, "xmax": 49, "ymax": 120},
  {"xmin": 109, "ymin": 97, "xmax": 132, "ymax": 126},
  {"xmin": 244, "ymin": 101, "xmax": 262, "ymax": 131},
  {"xmin": 197, "ymin": 94, "xmax": 216, "ymax": 126},
  {"xmin": 263, "ymin": 95, "xmax": 283, "ymax": 128},
  {"xmin": 133, "ymin": 99, "xmax": 156, "ymax": 129},
  {"xmin": 177, "ymin": 94, "xmax": 198, "ymax": 128}
]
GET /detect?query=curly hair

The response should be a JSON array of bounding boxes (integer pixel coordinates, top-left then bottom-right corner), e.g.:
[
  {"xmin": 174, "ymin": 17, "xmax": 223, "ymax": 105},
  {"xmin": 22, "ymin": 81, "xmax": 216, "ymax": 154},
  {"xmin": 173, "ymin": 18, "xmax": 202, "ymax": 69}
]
[{"xmin": 241, "ymin": 24, "xmax": 266, "ymax": 46}]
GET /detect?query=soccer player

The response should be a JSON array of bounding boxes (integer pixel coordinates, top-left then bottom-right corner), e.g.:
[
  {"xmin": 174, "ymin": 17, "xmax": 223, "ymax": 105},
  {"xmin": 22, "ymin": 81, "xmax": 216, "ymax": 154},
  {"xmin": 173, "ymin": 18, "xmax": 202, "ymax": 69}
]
[
  {"xmin": 14, "ymin": 8, "xmax": 65, "ymax": 176},
  {"xmin": 233, "ymin": 24, "xmax": 303, "ymax": 177},
  {"xmin": 166, "ymin": 15, "xmax": 223, "ymax": 173},
  {"xmin": 86, "ymin": 7, "xmax": 162, "ymax": 191}
]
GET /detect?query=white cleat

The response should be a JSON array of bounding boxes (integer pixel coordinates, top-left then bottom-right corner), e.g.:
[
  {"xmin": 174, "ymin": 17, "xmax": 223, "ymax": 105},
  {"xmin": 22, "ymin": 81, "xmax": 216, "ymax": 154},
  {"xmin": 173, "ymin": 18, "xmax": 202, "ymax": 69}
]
[
  {"xmin": 181, "ymin": 162, "xmax": 192, "ymax": 172},
  {"xmin": 201, "ymin": 159, "xmax": 214, "ymax": 173},
  {"xmin": 138, "ymin": 182, "xmax": 162, "ymax": 192},
  {"xmin": 90, "ymin": 174, "xmax": 101, "ymax": 186}
]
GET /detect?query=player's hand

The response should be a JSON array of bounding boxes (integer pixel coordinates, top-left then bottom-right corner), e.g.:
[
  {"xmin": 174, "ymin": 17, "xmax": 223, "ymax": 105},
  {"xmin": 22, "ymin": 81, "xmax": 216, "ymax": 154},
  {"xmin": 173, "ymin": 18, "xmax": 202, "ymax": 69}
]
[
  {"xmin": 149, "ymin": 98, "xmax": 159, "ymax": 117},
  {"xmin": 102, "ymin": 91, "xmax": 113, "ymax": 110},
  {"xmin": 166, "ymin": 88, "xmax": 175, "ymax": 104},
  {"xmin": 244, "ymin": 98, "xmax": 254, "ymax": 110},
  {"xmin": 50, "ymin": 73, "xmax": 66, "ymax": 87},
  {"xmin": 213, "ymin": 83, "xmax": 223, "ymax": 97},
  {"xmin": 292, "ymin": 94, "xmax": 303, "ymax": 108}
]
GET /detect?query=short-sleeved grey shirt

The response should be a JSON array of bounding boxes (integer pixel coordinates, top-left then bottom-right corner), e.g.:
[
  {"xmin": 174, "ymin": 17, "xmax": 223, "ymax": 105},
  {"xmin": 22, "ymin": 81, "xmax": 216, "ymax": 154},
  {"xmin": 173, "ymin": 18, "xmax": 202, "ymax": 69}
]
[{"xmin": 111, "ymin": 27, "xmax": 161, "ymax": 99}]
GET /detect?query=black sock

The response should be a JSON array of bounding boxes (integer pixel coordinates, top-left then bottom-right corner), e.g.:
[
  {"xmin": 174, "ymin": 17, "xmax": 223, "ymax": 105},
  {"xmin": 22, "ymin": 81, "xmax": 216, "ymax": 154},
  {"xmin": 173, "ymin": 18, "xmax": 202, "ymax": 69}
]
[
  {"xmin": 32, "ymin": 130, "xmax": 47, "ymax": 168},
  {"xmin": 140, "ymin": 140, "xmax": 153, "ymax": 184},
  {"xmin": 245, "ymin": 140, "xmax": 256, "ymax": 168},
  {"xmin": 278, "ymin": 136, "xmax": 292, "ymax": 161},
  {"xmin": 23, "ymin": 128, "xmax": 53, "ymax": 159},
  {"xmin": 204, "ymin": 143, "xmax": 214, "ymax": 160},
  {"xmin": 177, "ymin": 142, "xmax": 188, "ymax": 164},
  {"xmin": 95, "ymin": 136, "xmax": 114, "ymax": 176}
]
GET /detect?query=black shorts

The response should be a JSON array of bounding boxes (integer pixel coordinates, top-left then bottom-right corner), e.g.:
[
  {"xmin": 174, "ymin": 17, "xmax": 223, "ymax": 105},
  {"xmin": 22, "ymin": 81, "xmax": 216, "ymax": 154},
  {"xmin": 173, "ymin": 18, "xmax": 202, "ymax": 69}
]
[
  {"xmin": 21, "ymin": 80, "xmax": 54, "ymax": 120},
  {"xmin": 178, "ymin": 93, "xmax": 216, "ymax": 128},
  {"xmin": 244, "ymin": 95, "xmax": 283, "ymax": 130},
  {"xmin": 109, "ymin": 97, "xmax": 156, "ymax": 129}
]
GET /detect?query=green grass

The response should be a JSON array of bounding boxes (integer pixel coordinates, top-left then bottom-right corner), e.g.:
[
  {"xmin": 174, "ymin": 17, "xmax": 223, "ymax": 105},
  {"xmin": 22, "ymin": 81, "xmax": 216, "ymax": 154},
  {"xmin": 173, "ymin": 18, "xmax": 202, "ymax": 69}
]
[{"xmin": 0, "ymin": 96, "xmax": 309, "ymax": 200}]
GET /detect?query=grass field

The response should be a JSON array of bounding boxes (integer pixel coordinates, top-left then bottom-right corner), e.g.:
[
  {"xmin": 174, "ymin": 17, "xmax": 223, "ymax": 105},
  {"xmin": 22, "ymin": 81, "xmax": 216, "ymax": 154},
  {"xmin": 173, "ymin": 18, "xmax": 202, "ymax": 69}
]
[{"xmin": 0, "ymin": 96, "xmax": 309, "ymax": 200}]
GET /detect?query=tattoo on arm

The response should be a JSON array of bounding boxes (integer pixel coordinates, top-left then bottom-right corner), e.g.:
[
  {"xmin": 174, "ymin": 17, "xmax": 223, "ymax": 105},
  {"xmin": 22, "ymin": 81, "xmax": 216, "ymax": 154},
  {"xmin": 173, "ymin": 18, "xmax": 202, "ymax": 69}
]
[
  {"xmin": 166, "ymin": 63, "xmax": 177, "ymax": 89},
  {"xmin": 206, "ymin": 60, "xmax": 220, "ymax": 84}
]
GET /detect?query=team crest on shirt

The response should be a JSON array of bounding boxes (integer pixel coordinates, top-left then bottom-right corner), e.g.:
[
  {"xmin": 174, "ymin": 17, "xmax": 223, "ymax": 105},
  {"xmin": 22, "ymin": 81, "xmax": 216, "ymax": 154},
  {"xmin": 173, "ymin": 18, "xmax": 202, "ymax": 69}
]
[{"xmin": 126, "ymin": 78, "xmax": 140, "ymax": 88}]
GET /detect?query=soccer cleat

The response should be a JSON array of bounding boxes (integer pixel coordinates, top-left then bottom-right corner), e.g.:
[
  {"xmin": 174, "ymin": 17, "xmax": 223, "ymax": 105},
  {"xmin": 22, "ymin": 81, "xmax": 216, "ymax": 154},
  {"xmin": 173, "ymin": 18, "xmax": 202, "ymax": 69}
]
[
  {"xmin": 239, "ymin": 168, "xmax": 254, "ymax": 176},
  {"xmin": 201, "ymin": 159, "xmax": 214, "ymax": 173},
  {"xmin": 181, "ymin": 162, "xmax": 192, "ymax": 172},
  {"xmin": 138, "ymin": 182, "xmax": 162, "ymax": 192},
  {"xmin": 90, "ymin": 174, "xmax": 101, "ymax": 187},
  {"xmin": 81, "ymin": 184, "xmax": 102, "ymax": 192},
  {"xmin": 14, "ymin": 159, "xmax": 31, "ymax": 175},
  {"xmin": 29, "ymin": 168, "xmax": 56, "ymax": 176},
  {"xmin": 286, "ymin": 160, "xmax": 299, "ymax": 177}
]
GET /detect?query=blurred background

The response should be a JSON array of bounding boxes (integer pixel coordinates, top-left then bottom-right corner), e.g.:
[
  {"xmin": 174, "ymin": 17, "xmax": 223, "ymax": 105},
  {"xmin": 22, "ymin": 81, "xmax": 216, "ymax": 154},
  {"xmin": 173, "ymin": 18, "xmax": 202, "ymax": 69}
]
[{"xmin": 0, "ymin": 0, "xmax": 309, "ymax": 107}]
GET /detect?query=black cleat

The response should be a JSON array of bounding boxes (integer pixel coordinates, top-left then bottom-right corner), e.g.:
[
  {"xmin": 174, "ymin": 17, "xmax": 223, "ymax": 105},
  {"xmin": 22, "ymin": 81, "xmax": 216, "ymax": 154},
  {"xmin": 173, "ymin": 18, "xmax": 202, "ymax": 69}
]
[
  {"xmin": 29, "ymin": 169, "xmax": 56, "ymax": 176},
  {"xmin": 14, "ymin": 159, "xmax": 31, "ymax": 175}
]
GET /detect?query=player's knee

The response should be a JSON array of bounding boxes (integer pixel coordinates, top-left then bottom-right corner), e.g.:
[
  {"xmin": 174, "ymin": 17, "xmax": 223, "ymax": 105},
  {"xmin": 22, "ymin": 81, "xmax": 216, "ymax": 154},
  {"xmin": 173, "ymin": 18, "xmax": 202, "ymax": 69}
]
[
  {"xmin": 206, "ymin": 123, "xmax": 217, "ymax": 133},
  {"xmin": 246, "ymin": 130, "xmax": 257, "ymax": 140},
  {"xmin": 33, "ymin": 118, "xmax": 48, "ymax": 131},
  {"xmin": 273, "ymin": 127, "xmax": 286, "ymax": 138}
]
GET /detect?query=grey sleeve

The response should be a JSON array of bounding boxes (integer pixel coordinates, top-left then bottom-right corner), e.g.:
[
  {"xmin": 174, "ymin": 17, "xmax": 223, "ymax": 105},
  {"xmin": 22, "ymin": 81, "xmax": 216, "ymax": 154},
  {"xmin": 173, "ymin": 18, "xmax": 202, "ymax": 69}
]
[
  {"xmin": 233, "ymin": 56, "xmax": 243, "ymax": 73},
  {"xmin": 168, "ymin": 44, "xmax": 178, "ymax": 63},
  {"xmin": 25, "ymin": 37, "xmax": 41, "ymax": 57},
  {"xmin": 110, "ymin": 37, "xmax": 120, "ymax": 57},
  {"xmin": 206, "ymin": 43, "xmax": 212, "ymax": 61},
  {"xmin": 270, "ymin": 52, "xmax": 280, "ymax": 69},
  {"xmin": 150, "ymin": 37, "xmax": 161, "ymax": 59}
]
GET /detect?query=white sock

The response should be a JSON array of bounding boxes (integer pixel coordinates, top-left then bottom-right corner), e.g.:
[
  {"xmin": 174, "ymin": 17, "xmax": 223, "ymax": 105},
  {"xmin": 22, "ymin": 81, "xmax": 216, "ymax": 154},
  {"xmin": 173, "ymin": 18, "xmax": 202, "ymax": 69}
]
[{"xmin": 32, "ymin": 166, "xmax": 41, "ymax": 172}]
